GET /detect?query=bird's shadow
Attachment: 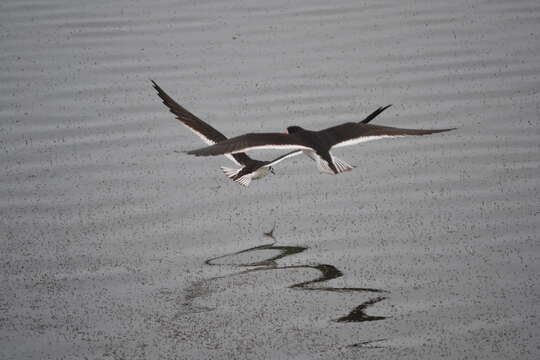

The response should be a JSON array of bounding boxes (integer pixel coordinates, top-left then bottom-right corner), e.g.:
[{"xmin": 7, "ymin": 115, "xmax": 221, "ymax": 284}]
[{"xmin": 201, "ymin": 226, "xmax": 389, "ymax": 324}]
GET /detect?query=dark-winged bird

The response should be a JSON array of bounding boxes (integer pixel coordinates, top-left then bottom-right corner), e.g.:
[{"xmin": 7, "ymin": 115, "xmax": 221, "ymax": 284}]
[{"xmin": 186, "ymin": 105, "xmax": 455, "ymax": 174}]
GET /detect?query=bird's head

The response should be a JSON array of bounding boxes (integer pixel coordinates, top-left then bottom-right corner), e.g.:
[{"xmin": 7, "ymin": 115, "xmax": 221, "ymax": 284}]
[{"xmin": 283, "ymin": 126, "xmax": 304, "ymax": 134}]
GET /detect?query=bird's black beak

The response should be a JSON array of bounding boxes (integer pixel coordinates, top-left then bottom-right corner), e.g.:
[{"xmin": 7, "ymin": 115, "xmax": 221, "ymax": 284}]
[{"xmin": 270, "ymin": 167, "xmax": 276, "ymax": 175}]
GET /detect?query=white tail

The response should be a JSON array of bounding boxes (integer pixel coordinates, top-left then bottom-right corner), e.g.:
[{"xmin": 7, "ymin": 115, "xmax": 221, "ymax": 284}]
[
  {"xmin": 220, "ymin": 166, "xmax": 252, "ymax": 187},
  {"xmin": 234, "ymin": 175, "xmax": 252, "ymax": 187},
  {"xmin": 315, "ymin": 156, "xmax": 335, "ymax": 174},
  {"xmin": 220, "ymin": 166, "xmax": 241, "ymax": 179},
  {"xmin": 332, "ymin": 155, "xmax": 354, "ymax": 173}
]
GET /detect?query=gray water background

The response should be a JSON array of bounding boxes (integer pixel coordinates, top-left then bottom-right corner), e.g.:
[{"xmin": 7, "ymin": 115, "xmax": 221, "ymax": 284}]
[{"xmin": 1, "ymin": 0, "xmax": 539, "ymax": 358}]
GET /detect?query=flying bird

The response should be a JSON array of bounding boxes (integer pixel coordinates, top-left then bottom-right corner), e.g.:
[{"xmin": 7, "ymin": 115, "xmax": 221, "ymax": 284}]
[
  {"xmin": 186, "ymin": 106, "xmax": 455, "ymax": 174},
  {"xmin": 152, "ymin": 80, "xmax": 301, "ymax": 186}
]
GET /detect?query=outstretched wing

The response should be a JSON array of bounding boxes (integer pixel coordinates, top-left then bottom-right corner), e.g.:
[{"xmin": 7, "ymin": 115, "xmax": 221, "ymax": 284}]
[
  {"xmin": 152, "ymin": 80, "xmax": 227, "ymax": 144},
  {"xmin": 326, "ymin": 123, "xmax": 456, "ymax": 149},
  {"xmin": 152, "ymin": 80, "xmax": 254, "ymax": 166},
  {"xmin": 186, "ymin": 133, "xmax": 312, "ymax": 157}
]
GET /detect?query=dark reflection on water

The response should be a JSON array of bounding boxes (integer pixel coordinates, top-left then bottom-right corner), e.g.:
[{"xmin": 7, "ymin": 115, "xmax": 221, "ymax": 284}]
[
  {"xmin": 336, "ymin": 296, "xmax": 387, "ymax": 323},
  {"xmin": 203, "ymin": 230, "xmax": 388, "ymax": 323},
  {"xmin": 205, "ymin": 242, "xmax": 307, "ymax": 267}
]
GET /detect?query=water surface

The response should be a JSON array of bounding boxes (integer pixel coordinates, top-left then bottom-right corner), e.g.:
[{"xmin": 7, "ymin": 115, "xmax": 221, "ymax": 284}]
[{"xmin": 1, "ymin": 0, "xmax": 539, "ymax": 358}]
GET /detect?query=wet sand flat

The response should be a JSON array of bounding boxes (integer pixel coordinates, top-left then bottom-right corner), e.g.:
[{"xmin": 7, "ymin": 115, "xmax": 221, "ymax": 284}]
[{"xmin": 1, "ymin": 0, "xmax": 539, "ymax": 359}]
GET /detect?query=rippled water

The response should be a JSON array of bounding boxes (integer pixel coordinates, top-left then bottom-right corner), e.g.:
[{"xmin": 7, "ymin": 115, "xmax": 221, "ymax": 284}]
[{"xmin": 1, "ymin": 0, "xmax": 539, "ymax": 359}]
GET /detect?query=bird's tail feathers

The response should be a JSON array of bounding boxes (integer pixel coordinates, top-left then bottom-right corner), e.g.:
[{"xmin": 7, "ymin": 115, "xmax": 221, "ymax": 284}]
[
  {"xmin": 315, "ymin": 156, "xmax": 336, "ymax": 174},
  {"xmin": 332, "ymin": 155, "xmax": 354, "ymax": 173},
  {"xmin": 220, "ymin": 166, "xmax": 252, "ymax": 187},
  {"xmin": 221, "ymin": 166, "xmax": 241, "ymax": 179},
  {"xmin": 234, "ymin": 175, "xmax": 252, "ymax": 187}
]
